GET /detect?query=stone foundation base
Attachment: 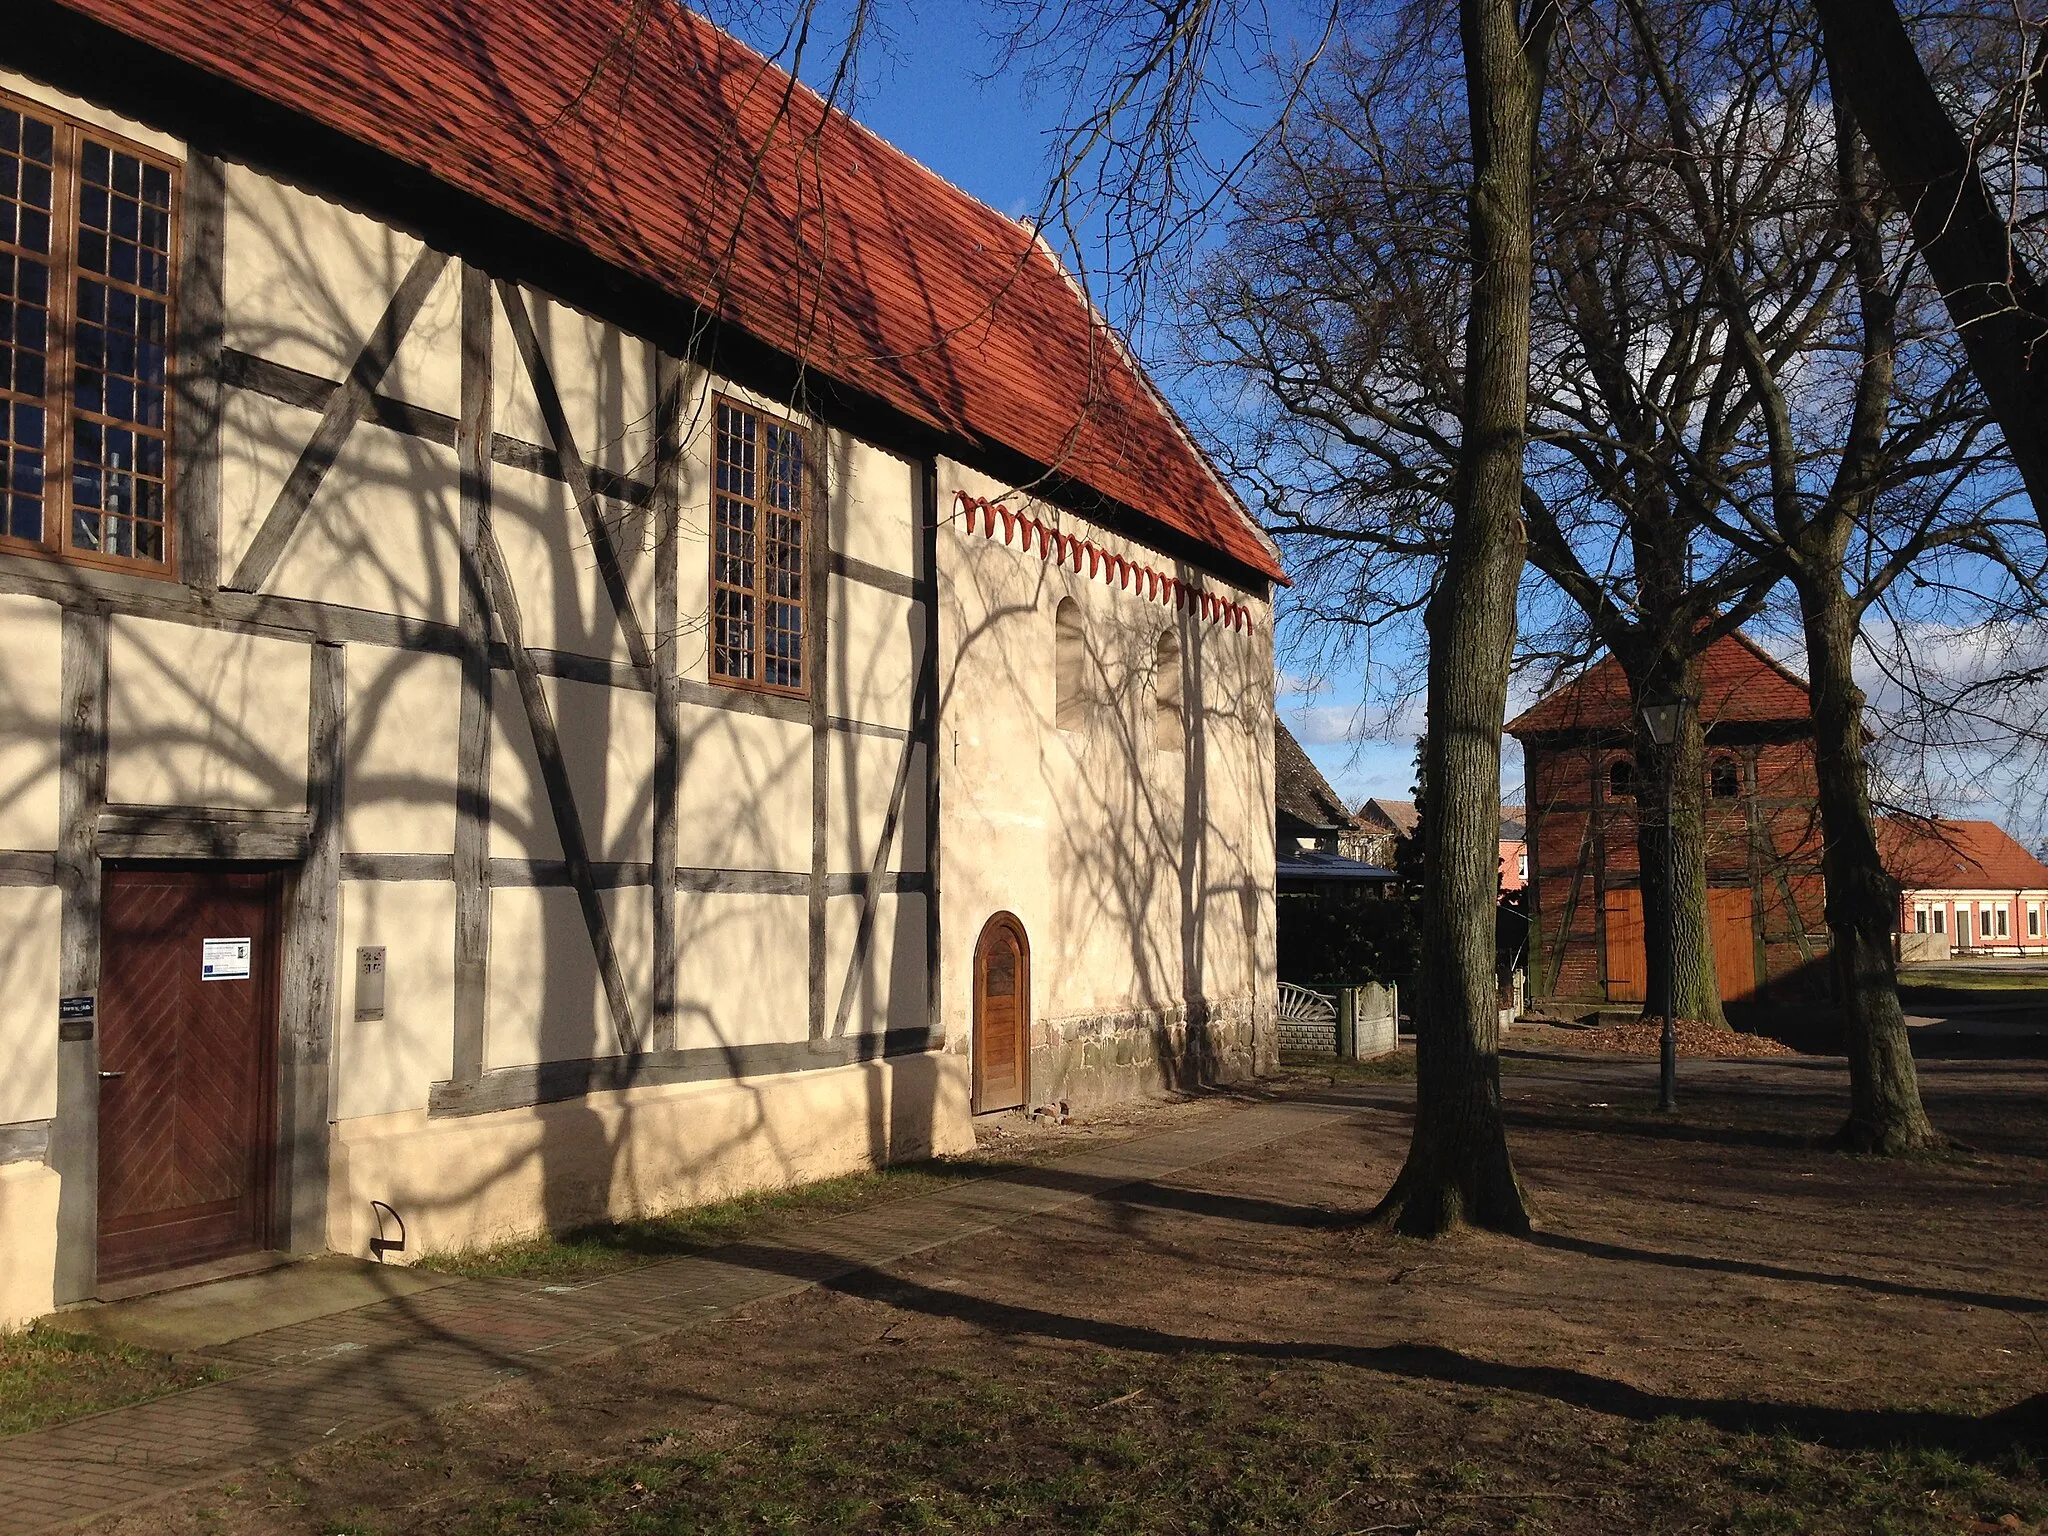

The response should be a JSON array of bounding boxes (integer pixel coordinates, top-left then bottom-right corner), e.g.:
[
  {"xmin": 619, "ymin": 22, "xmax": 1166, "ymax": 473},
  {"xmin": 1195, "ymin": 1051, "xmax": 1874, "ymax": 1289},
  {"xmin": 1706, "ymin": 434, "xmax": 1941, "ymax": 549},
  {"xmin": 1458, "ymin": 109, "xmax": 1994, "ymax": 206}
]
[
  {"xmin": 1029, "ymin": 992, "xmax": 1276, "ymax": 1112},
  {"xmin": 327, "ymin": 1051, "xmax": 975, "ymax": 1261}
]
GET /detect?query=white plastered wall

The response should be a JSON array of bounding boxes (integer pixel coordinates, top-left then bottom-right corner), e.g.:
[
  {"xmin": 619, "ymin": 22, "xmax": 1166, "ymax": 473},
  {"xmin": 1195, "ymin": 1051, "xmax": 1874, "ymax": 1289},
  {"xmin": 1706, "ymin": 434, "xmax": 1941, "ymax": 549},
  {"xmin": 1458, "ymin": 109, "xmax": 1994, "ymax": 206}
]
[
  {"xmin": 0, "ymin": 594, "xmax": 62, "ymax": 850},
  {"xmin": 105, "ymin": 616, "xmax": 311, "ymax": 811},
  {"xmin": 219, "ymin": 395, "xmax": 465, "ymax": 625},
  {"xmin": 0, "ymin": 588, "xmax": 65, "ymax": 1327},
  {"xmin": 673, "ymin": 890, "xmax": 809, "ymax": 1051},
  {"xmin": 485, "ymin": 674, "xmax": 656, "ymax": 866},
  {"xmin": 334, "ymin": 880, "xmax": 456, "ymax": 1119},
  {"xmin": 826, "ymin": 892, "xmax": 927, "ymax": 1038},
  {"xmin": 673, "ymin": 705, "xmax": 810, "ymax": 870},
  {"xmin": 935, "ymin": 460, "xmax": 1275, "ymax": 1081},
  {"xmin": 485, "ymin": 885, "xmax": 654, "ymax": 1069},
  {"xmin": 344, "ymin": 647, "xmax": 461, "ymax": 855},
  {"xmin": 222, "ymin": 162, "xmax": 458, "ymax": 416}
]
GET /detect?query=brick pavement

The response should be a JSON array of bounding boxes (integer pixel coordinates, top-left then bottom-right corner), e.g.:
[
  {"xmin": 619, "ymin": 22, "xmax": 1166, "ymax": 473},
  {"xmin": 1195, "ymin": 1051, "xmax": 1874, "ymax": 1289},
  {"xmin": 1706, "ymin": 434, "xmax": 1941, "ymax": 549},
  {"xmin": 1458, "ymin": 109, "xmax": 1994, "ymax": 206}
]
[{"xmin": 0, "ymin": 1096, "xmax": 1353, "ymax": 1533}]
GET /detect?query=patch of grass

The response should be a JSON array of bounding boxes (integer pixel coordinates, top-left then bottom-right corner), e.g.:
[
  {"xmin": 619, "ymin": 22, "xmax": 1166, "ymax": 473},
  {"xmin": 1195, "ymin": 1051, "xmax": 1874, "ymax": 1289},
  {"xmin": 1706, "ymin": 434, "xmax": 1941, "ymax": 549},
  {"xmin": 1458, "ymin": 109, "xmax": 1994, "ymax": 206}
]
[
  {"xmin": 1897, "ymin": 965, "xmax": 2048, "ymax": 1001},
  {"xmin": 0, "ymin": 1323, "xmax": 223, "ymax": 1436},
  {"xmin": 1280, "ymin": 1049, "xmax": 1417, "ymax": 1081},
  {"xmin": 389, "ymin": 1353, "xmax": 2048, "ymax": 1536},
  {"xmin": 424, "ymin": 1161, "xmax": 984, "ymax": 1281}
]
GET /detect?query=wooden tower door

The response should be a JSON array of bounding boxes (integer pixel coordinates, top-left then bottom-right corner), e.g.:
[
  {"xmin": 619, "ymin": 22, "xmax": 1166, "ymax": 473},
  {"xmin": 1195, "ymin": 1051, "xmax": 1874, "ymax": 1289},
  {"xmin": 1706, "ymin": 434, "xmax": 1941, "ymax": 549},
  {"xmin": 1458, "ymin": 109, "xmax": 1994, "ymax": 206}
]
[
  {"xmin": 1607, "ymin": 885, "xmax": 1759, "ymax": 1005},
  {"xmin": 97, "ymin": 867, "xmax": 283, "ymax": 1284},
  {"xmin": 972, "ymin": 913, "xmax": 1030, "ymax": 1114}
]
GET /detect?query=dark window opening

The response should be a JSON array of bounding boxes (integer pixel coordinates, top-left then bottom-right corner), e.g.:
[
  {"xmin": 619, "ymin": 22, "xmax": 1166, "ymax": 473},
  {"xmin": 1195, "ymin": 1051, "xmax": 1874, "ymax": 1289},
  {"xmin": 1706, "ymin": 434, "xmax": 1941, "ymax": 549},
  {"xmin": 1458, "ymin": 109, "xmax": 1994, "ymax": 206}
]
[
  {"xmin": 1709, "ymin": 756, "xmax": 1740, "ymax": 799},
  {"xmin": 1607, "ymin": 758, "xmax": 1635, "ymax": 800}
]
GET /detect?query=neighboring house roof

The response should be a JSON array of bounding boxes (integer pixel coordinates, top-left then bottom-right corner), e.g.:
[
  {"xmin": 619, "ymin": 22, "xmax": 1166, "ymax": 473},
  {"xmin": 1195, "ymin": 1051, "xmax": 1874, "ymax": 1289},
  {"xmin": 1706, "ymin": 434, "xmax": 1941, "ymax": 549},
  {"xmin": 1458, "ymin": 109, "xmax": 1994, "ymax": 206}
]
[
  {"xmin": 48, "ymin": 0, "xmax": 1281, "ymax": 583},
  {"xmin": 1499, "ymin": 806, "xmax": 1526, "ymax": 842},
  {"xmin": 1506, "ymin": 631, "xmax": 1813, "ymax": 737},
  {"xmin": 1275, "ymin": 722, "xmax": 1354, "ymax": 834},
  {"xmin": 1879, "ymin": 818, "xmax": 2048, "ymax": 891},
  {"xmin": 1356, "ymin": 798, "xmax": 1420, "ymax": 838},
  {"xmin": 1277, "ymin": 847, "xmax": 1398, "ymax": 883}
]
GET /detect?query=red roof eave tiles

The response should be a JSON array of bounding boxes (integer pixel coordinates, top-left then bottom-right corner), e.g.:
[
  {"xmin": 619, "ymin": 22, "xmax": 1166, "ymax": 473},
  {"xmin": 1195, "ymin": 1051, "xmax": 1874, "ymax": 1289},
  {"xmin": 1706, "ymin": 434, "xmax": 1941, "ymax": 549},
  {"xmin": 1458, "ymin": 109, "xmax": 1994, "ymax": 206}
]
[
  {"xmin": 1879, "ymin": 819, "xmax": 2048, "ymax": 891},
  {"xmin": 1506, "ymin": 631, "xmax": 1814, "ymax": 736},
  {"xmin": 58, "ymin": 0, "xmax": 1279, "ymax": 582}
]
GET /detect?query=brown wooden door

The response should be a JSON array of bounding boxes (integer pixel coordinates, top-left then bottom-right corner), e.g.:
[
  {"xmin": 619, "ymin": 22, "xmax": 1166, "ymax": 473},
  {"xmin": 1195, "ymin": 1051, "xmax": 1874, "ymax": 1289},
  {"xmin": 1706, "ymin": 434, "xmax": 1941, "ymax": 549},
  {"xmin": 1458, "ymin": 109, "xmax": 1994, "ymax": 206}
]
[
  {"xmin": 972, "ymin": 913, "xmax": 1030, "ymax": 1114},
  {"xmin": 1603, "ymin": 889, "xmax": 1647, "ymax": 1003},
  {"xmin": 97, "ymin": 867, "xmax": 282, "ymax": 1283},
  {"xmin": 1708, "ymin": 887, "xmax": 1757, "ymax": 1003},
  {"xmin": 1609, "ymin": 885, "xmax": 1760, "ymax": 1005}
]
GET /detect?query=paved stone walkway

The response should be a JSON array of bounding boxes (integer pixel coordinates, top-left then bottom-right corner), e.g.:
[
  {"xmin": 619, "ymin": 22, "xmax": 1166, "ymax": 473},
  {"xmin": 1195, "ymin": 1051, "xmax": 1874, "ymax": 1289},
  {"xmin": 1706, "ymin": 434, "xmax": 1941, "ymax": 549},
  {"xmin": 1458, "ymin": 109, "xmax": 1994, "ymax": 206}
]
[{"xmin": 0, "ymin": 1097, "xmax": 1352, "ymax": 1534}]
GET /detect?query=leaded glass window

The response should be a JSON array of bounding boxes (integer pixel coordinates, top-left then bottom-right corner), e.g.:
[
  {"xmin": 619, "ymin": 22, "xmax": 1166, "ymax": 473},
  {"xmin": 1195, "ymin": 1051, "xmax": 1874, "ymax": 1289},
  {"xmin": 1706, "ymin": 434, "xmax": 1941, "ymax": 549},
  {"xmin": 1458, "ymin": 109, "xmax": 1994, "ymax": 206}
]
[
  {"xmin": 711, "ymin": 397, "xmax": 807, "ymax": 693},
  {"xmin": 0, "ymin": 91, "xmax": 177, "ymax": 574}
]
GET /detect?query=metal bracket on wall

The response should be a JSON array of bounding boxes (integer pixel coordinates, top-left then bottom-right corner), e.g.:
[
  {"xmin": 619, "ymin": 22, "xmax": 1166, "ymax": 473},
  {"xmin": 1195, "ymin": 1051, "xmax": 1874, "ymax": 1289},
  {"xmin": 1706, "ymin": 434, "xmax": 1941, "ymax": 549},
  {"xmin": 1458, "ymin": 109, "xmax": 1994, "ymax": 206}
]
[{"xmin": 369, "ymin": 1200, "xmax": 407, "ymax": 1261}]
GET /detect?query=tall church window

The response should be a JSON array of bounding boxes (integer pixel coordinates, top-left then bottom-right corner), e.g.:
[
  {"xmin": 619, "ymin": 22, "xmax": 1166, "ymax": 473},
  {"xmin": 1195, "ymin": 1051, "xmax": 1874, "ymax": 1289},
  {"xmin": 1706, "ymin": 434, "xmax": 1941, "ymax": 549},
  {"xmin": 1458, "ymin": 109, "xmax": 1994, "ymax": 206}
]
[
  {"xmin": 1, "ymin": 92, "xmax": 179, "ymax": 573},
  {"xmin": 711, "ymin": 396, "xmax": 807, "ymax": 693},
  {"xmin": 1054, "ymin": 597, "xmax": 1086, "ymax": 731},
  {"xmin": 1154, "ymin": 629, "xmax": 1183, "ymax": 752}
]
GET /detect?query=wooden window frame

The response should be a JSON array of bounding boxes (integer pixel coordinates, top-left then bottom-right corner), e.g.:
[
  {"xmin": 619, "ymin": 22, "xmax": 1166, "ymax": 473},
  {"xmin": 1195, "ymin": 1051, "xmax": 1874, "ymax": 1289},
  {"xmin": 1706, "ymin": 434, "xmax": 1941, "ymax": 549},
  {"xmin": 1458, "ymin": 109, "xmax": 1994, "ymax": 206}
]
[
  {"xmin": 0, "ymin": 87, "xmax": 180, "ymax": 580},
  {"xmin": 708, "ymin": 392, "xmax": 809, "ymax": 697}
]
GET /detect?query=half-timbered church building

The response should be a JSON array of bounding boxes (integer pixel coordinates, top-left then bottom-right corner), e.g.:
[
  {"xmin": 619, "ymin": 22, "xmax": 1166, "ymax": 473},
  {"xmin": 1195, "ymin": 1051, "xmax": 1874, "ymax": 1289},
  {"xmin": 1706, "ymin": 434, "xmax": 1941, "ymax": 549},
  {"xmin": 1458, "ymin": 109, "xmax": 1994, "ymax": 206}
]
[{"xmin": 0, "ymin": 0, "xmax": 1281, "ymax": 1322}]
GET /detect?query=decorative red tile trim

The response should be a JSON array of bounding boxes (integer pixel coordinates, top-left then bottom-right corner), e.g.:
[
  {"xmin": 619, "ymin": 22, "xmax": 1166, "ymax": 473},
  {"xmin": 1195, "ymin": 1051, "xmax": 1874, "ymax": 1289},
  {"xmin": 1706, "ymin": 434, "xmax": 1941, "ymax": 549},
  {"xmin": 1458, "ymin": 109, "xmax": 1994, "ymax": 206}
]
[{"xmin": 955, "ymin": 493, "xmax": 1255, "ymax": 633}]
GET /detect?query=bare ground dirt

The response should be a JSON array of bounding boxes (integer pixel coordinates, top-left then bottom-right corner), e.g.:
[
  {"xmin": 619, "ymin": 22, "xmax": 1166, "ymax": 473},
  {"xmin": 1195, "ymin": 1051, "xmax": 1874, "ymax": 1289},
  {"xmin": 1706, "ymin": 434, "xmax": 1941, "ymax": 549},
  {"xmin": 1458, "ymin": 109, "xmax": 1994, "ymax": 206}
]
[{"xmin": 89, "ymin": 1051, "xmax": 2048, "ymax": 1535}]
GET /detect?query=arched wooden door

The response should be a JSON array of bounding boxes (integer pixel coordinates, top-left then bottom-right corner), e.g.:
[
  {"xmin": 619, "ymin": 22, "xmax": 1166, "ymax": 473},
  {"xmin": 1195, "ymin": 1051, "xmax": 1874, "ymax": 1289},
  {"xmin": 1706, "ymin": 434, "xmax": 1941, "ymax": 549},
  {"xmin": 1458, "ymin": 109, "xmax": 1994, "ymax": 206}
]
[{"xmin": 972, "ymin": 913, "xmax": 1030, "ymax": 1113}]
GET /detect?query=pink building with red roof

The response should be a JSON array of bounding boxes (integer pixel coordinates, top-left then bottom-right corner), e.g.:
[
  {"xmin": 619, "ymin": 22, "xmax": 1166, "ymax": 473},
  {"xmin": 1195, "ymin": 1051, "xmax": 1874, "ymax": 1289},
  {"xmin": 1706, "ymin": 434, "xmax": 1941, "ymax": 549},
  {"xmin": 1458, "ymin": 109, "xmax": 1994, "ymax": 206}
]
[{"xmin": 1882, "ymin": 820, "xmax": 2048, "ymax": 957}]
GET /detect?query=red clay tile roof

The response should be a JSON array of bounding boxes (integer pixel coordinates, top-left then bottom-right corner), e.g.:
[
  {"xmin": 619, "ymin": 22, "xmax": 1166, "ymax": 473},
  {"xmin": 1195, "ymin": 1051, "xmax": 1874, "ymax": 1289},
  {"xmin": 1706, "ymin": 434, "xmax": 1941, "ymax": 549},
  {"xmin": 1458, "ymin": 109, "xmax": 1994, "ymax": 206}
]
[
  {"xmin": 53, "ymin": 0, "xmax": 1278, "ymax": 581},
  {"xmin": 1879, "ymin": 818, "xmax": 2048, "ymax": 891},
  {"xmin": 1506, "ymin": 631, "xmax": 1813, "ymax": 736}
]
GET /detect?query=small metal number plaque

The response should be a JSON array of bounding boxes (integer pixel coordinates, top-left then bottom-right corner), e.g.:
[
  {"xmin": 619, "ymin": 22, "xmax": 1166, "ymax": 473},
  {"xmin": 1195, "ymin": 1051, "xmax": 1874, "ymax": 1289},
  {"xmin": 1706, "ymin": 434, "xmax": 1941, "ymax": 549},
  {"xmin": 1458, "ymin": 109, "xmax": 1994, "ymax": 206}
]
[
  {"xmin": 59, "ymin": 994, "xmax": 96, "ymax": 1041},
  {"xmin": 355, "ymin": 946, "xmax": 387, "ymax": 1021}
]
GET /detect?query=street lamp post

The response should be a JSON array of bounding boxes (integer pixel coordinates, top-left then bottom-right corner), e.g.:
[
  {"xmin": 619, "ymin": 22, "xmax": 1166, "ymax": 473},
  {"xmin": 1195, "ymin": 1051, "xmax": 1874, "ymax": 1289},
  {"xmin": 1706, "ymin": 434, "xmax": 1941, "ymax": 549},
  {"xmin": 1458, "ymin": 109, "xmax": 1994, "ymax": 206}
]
[{"xmin": 1640, "ymin": 698, "xmax": 1687, "ymax": 1113}]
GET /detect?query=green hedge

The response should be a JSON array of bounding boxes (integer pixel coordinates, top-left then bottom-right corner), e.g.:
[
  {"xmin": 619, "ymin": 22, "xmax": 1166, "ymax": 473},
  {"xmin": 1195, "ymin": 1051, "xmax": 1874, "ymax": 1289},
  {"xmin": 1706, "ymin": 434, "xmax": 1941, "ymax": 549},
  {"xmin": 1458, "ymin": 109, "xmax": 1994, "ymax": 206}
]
[{"xmin": 1277, "ymin": 895, "xmax": 1419, "ymax": 988}]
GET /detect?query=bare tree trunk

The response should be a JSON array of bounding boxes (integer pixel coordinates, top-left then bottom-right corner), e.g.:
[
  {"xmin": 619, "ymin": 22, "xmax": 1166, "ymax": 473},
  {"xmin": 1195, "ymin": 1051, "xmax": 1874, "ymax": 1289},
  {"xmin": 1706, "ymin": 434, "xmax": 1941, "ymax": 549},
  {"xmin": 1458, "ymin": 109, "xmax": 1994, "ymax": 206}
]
[
  {"xmin": 1374, "ymin": 0, "xmax": 1553, "ymax": 1238},
  {"xmin": 1811, "ymin": 0, "xmax": 2048, "ymax": 532},
  {"xmin": 1795, "ymin": 567, "xmax": 1942, "ymax": 1153},
  {"xmin": 1628, "ymin": 653, "xmax": 1728, "ymax": 1030}
]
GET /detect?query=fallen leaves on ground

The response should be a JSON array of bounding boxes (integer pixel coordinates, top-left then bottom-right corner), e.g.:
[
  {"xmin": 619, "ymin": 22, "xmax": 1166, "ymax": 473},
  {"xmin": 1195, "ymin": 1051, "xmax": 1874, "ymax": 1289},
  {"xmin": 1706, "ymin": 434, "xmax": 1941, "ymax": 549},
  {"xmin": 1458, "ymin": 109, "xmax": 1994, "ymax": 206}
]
[{"xmin": 1569, "ymin": 1019, "xmax": 1800, "ymax": 1057}]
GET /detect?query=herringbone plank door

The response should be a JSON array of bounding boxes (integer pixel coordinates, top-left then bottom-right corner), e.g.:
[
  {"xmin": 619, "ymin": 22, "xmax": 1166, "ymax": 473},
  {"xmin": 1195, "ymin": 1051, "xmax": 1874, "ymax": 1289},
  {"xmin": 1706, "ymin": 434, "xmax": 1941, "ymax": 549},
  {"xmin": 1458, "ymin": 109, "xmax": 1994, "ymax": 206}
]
[
  {"xmin": 972, "ymin": 913, "xmax": 1030, "ymax": 1113},
  {"xmin": 98, "ymin": 867, "xmax": 281, "ymax": 1283}
]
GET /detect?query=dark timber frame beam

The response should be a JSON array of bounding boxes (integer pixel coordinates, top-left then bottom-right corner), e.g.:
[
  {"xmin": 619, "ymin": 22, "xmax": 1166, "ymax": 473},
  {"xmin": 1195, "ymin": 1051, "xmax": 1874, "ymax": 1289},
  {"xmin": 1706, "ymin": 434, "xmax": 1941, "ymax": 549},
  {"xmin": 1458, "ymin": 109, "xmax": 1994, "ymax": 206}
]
[
  {"xmin": 451, "ymin": 263, "xmax": 494, "ymax": 1090},
  {"xmin": 275, "ymin": 641, "xmax": 343, "ymax": 1251},
  {"xmin": 227, "ymin": 246, "xmax": 451, "ymax": 593},
  {"xmin": 651, "ymin": 352, "xmax": 687, "ymax": 1053},
  {"xmin": 806, "ymin": 420, "xmax": 833, "ymax": 1043},
  {"xmin": 172, "ymin": 152, "xmax": 226, "ymax": 593},
  {"xmin": 427, "ymin": 1031, "xmax": 938, "ymax": 1118},
  {"xmin": 51, "ymin": 608, "xmax": 106, "ymax": 1304}
]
